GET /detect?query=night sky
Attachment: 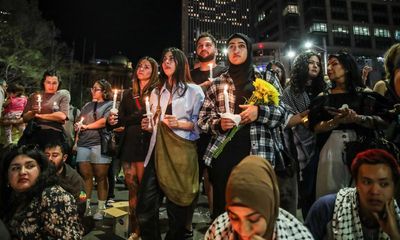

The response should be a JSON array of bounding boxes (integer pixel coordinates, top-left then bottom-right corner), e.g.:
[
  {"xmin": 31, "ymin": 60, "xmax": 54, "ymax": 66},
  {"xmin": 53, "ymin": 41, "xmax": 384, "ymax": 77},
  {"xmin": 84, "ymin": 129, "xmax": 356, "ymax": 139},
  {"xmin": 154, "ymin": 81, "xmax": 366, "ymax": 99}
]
[{"xmin": 38, "ymin": 0, "xmax": 182, "ymax": 64}]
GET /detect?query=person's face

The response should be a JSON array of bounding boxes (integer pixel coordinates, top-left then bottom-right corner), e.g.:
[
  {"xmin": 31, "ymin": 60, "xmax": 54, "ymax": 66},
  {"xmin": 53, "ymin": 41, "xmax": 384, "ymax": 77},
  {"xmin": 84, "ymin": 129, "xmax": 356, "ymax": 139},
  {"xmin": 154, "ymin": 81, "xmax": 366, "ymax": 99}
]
[
  {"xmin": 136, "ymin": 59, "xmax": 153, "ymax": 82},
  {"xmin": 271, "ymin": 65, "xmax": 283, "ymax": 81},
  {"xmin": 228, "ymin": 38, "xmax": 248, "ymax": 65},
  {"xmin": 357, "ymin": 163, "xmax": 395, "ymax": 214},
  {"xmin": 162, "ymin": 51, "xmax": 176, "ymax": 78},
  {"xmin": 196, "ymin": 37, "xmax": 216, "ymax": 62},
  {"xmin": 308, "ymin": 55, "xmax": 321, "ymax": 79},
  {"xmin": 91, "ymin": 82, "xmax": 104, "ymax": 100},
  {"xmin": 327, "ymin": 57, "xmax": 346, "ymax": 85},
  {"xmin": 43, "ymin": 76, "xmax": 59, "ymax": 94},
  {"xmin": 8, "ymin": 155, "xmax": 40, "ymax": 192},
  {"xmin": 44, "ymin": 146, "xmax": 66, "ymax": 173},
  {"xmin": 227, "ymin": 205, "xmax": 267, "ymax": 240}
]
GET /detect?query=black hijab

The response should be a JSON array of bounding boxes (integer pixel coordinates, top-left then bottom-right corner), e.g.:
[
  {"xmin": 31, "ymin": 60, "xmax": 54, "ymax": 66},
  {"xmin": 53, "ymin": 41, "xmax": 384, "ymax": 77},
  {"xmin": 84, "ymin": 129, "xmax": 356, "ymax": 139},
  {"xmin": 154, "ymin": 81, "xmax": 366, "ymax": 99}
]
[{"xmin": 227, "ymin": 33, "xmax": 254, "ymax": 111}]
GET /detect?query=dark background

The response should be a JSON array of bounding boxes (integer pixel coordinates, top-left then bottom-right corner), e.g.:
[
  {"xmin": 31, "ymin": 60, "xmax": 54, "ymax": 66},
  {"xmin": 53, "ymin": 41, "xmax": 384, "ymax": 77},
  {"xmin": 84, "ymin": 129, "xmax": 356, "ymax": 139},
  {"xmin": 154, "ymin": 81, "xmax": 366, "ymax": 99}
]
[{"xmin": 38, "ymin": 0, "xmax": 182, "ymax": 64}]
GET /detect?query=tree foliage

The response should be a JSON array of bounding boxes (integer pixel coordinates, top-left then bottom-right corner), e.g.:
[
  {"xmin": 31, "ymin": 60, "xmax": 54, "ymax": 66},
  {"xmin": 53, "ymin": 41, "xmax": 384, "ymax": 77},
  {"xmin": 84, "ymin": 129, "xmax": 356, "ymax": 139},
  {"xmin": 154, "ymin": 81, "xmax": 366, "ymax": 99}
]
[{"xmin": 0, "ymin": 0, "xmax": 80, "ymax": 93}]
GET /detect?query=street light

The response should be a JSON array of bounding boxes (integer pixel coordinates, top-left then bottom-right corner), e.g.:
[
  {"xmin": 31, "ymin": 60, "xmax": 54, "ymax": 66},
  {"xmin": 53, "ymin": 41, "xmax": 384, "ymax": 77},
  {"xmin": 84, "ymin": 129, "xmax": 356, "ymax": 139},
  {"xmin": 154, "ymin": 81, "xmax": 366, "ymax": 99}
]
[
  {"xmin": 286, "ymin": 49, "xmax": 296, "ymax": 72},
  {"xmin": 304, "ymin": 37, "xmax": 327, "ymax": 75}
]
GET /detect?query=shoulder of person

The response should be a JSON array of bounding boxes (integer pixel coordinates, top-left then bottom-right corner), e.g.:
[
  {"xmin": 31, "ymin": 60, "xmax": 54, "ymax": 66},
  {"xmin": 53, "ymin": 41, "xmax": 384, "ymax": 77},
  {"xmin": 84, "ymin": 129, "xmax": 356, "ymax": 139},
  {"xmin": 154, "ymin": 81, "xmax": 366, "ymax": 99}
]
[
  {"xmin": 56, "ymin": 89, "xmax": 71, "ymax": 97},
  {"xmin": 187, "ymin": 83, "xmax": 203, "ymax": 93}
]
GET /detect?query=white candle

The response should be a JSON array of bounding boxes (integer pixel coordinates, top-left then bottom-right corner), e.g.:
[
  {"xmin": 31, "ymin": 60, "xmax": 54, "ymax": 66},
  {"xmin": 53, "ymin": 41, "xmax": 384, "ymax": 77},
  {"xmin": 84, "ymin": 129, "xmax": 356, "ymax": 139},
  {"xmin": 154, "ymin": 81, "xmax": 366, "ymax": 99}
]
[
  {"xmin": 77, "ymin": 117, "xmax": 84, "ymax": 132},
  {"xmin": 208, "ymin": 63, "xmax": 213, "ymax": 80},
  {"xmin": 223, "ymin": 84, "xmax": 230, "ymax": 114},
  {"xmin": 112, "ymin": 89, "xmax": 118, "ymax": 109},
  {"xmin": 145, "ymin": 97, "xmax": 151, "ymax": 115},
  {"xmin": 37, "ymin": 94, "xmax": 42, "ymax": 112}
]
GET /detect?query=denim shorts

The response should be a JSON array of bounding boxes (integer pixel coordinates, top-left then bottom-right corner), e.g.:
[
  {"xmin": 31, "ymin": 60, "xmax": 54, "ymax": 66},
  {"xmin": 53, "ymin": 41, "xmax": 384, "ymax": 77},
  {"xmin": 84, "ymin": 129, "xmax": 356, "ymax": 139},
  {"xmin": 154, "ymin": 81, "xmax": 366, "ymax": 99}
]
[{"xmin": 76, "ymin": 145, "xmax": 112, "ymax": 164}]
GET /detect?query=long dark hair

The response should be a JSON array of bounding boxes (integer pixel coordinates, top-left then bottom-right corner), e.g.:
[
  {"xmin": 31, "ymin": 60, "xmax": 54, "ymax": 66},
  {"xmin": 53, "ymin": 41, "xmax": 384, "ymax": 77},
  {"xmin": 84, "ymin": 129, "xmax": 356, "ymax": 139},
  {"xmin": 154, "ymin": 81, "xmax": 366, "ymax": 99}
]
[
  {"xmin": 328, "ymin": 51, "xmax": 365, "ymax": 93},
  {"xmin": 0, "ymin": 145, "xmax": 58, "ymax": 221},
  {"xmin": 290, "ymin": 51, "xmax": 325, "ymax": 97},
  {"xmin": 159, "ymin": 47, "xmax": 192, "ymax": 97},
  {"xmin": 384, "ymin": 43, "xmax": 400, "ymax": 92},
  {"xmin": 266, "ymin": 61, "xmax": 287, "ymax": 88},
  {"xmin": 132, "ymin": 56, "xmax": 159, "ymax": 99}
]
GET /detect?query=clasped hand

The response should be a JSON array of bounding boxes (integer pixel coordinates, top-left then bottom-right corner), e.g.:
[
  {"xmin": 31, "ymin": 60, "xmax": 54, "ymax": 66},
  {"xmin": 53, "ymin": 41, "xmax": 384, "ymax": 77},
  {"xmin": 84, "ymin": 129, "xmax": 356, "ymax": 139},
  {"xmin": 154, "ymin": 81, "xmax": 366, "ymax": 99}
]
[{"xmin": 220, "ymin": 104, "xmax": 258, "ymax": 131}]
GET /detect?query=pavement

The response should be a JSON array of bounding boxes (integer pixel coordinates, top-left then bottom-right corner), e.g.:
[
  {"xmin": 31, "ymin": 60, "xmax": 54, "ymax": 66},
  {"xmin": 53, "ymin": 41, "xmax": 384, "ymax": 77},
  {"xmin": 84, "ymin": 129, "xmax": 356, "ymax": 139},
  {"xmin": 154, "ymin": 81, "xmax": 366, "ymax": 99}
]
[{"xmin": 83, "ymin": 183, "xmax": 211, "ymax": 240}]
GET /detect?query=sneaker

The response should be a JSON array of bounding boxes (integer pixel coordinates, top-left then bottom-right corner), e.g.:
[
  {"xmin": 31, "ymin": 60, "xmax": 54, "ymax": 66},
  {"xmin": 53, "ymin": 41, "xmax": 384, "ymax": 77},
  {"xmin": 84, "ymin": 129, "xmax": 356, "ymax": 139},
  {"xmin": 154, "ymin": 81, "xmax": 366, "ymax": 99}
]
[
  {"xmin": 184, "ymin": 229, "xmax": 193, "ymax": 239},
  {"xmin": 106, "ymin": 198, "xmax": 115, "ymax": 207},
  {"xmin": 84, "ymin": 206, "xmax": 93, "ymax": 216},
  {"xmin": 93, "ymin": 210, "xmax": 104, "ymax": 220}
]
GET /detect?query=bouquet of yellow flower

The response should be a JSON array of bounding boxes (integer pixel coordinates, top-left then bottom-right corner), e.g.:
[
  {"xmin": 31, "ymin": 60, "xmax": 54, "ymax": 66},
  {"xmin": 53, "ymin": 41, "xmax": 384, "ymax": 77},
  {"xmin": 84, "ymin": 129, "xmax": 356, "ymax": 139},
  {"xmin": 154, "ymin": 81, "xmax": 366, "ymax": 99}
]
[{"xmin": 212, "ymin": 78, "xmax": 280, "ymax": 158}]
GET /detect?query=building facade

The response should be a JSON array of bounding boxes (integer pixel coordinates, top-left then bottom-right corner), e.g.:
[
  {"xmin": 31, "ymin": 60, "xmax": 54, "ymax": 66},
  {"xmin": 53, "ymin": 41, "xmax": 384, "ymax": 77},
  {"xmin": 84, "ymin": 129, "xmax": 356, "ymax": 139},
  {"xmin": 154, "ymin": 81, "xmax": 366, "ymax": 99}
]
[
  {"xmin": 253, "ymin": 0, "xmax": 400, "ymax": 81},
  {"xmin": 182, "ymin": 0, "xmax": 253, "ymax": 67}
]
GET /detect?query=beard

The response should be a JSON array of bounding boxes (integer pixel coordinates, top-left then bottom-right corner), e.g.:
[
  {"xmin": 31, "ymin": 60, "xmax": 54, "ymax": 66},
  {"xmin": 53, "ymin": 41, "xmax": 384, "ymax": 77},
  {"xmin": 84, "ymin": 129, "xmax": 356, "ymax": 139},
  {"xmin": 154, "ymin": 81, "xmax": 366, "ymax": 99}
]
[{"xmin": 198, "ymin": 52, "xmax": 215, "ymax": 62}]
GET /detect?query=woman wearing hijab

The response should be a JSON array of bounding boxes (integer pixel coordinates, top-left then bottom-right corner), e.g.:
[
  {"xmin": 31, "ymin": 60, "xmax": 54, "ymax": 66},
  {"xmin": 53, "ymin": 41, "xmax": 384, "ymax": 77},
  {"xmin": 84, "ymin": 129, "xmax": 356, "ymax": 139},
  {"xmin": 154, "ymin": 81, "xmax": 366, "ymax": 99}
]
[
  {"xmin": 198, "ymin": 33, "xmax": 286, "ymax": 218},
  {"xmin": 205, "ymin": 155, "xmax": 313, "ymax": 240}
]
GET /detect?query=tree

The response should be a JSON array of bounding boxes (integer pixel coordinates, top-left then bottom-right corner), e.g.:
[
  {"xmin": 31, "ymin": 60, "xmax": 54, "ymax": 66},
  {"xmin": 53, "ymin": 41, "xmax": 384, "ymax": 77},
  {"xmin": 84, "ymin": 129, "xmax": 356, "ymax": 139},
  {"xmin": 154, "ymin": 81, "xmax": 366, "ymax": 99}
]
[{"xmin": 0, "ymin": 0, "xmax": 80, "ymax": 93}]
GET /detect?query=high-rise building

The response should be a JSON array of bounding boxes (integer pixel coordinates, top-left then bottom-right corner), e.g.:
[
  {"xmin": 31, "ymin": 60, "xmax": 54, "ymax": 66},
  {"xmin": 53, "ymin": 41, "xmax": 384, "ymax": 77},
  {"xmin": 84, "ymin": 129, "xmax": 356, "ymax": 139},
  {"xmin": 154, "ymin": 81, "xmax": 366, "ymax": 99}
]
[
  {"xmin": 182, "ymin": 0, "xmax": 253, "ymax": 66},
  {"xmin": 253, "ymin": 0, "xmax": 400, "ymax": 76}
]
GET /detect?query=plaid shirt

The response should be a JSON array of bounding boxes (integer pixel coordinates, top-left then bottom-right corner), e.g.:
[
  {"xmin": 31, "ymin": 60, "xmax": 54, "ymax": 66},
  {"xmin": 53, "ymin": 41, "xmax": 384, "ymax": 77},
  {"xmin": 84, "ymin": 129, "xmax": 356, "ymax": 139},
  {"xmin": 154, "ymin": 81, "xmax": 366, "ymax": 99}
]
[{"xmin": 198, "ymin": 70, "xmax": 287, "ymax": 167}]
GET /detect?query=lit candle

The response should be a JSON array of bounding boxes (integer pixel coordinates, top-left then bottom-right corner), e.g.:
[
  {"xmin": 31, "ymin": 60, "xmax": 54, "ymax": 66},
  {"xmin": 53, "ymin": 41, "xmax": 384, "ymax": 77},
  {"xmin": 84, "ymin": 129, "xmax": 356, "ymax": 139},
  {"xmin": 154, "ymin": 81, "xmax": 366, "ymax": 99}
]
[
  {"xmin": 145, "ymin": 96, "xmax": 152, "ymax": 128},
  {"xmin": 208, "ymin": 63, "xmax": 213, "ymax": 80},
  {"xmin": 37, "ymin": 94, "xmax": 42, "ymax": 112},
  {"xmin": 77, "ymin": 117, "xmax": 84, "ymax": 132},
  {"xmin": 145, "ymin": 97, "xmax": 151, "ymax": 116},
  {"xmin": 223, "ymin": 84, "xmax": 230, "ymax": 114},
  {"xmin": 112, "ymin": 89, "xmax": 118, "ymax": 110}
]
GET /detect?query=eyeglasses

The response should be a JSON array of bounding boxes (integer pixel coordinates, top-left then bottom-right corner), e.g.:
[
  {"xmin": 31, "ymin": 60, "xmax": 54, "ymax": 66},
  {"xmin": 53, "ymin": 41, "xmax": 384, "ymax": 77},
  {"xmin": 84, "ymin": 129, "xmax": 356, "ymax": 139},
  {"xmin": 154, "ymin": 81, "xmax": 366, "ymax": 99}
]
[{"xmin": 91, "ymin": 87, "xmax": 102, "ymax": 92}]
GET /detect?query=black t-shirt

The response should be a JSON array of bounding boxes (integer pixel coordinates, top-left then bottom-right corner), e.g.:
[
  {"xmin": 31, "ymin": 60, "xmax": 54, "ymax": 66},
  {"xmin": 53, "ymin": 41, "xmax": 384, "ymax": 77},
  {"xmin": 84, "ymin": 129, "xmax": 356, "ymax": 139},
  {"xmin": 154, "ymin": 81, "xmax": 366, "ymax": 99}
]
[{"xmin": 190, "ymin": 65, "xmax": 227, "ymax": 85}]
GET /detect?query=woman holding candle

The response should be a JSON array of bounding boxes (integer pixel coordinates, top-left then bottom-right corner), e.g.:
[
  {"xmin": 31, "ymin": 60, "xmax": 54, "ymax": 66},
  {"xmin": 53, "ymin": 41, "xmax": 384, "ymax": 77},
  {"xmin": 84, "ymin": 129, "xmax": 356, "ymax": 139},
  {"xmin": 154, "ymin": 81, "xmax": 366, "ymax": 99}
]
[
  {"xmin": 75, "ymin": 79, "xmax": 113, "ymax": 220},
  {"xmin": 198, "ymin": 33, "xmax": 287, "ymax": 218},
  {"xmin": 138, "ymin": 47, "xmax": 204, "ymax": 240},
  {"xmin": 107, "ymin": 56, "xmax": 159, "ymax": 239},
  {"xmin": 20, "ymin": 70, "xmax": 70, "ymax": 149}
]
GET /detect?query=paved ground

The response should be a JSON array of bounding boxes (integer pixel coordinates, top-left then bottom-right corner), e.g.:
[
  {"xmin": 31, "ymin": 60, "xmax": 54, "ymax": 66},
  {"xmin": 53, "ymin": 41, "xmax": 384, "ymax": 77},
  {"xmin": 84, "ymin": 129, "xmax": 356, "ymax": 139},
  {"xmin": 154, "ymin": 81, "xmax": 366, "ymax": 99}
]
[{"xmin": 83, "ymin": 183, "xmax": 211, "ymax": 240}]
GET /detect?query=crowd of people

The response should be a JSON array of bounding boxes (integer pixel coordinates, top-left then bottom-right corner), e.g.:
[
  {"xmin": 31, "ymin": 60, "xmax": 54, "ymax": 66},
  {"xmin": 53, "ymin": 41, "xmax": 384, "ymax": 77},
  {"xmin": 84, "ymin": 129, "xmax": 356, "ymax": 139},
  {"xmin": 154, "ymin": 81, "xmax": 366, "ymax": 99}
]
[{"xmin": 0, "ymin": 32, "xmax": 399, "ymax": 240}]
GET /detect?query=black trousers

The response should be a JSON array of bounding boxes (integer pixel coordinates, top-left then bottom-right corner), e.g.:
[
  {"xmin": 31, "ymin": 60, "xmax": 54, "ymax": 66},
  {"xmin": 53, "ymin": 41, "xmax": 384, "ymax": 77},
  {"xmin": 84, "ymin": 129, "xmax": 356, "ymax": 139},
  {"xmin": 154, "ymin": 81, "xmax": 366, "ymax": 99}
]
[{"xmin": 136, "ymin": 157, "xmax": 188, "ymax": 240}]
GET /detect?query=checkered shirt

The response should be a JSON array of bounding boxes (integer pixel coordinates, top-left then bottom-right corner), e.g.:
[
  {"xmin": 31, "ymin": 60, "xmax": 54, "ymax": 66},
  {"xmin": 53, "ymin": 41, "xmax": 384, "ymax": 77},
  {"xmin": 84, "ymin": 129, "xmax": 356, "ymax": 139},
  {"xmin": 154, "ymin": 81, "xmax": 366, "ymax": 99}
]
[
  {"xmin": 204, "ymin": 209, "xmax": 314, "ymax": 240},
  {"xmin": 332, "ymin": 188, "xmax": 400, "ymax": 239},
  {"xmin": 198, "ymin": 70, "xmax": 287, "ymax": 167}
]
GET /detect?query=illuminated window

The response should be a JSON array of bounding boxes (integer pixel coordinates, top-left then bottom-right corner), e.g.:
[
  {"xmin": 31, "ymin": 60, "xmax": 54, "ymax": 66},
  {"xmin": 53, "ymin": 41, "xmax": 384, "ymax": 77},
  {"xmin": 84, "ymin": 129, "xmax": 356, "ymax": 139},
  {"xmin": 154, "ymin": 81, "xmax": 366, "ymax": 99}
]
[
  {"xmin": 283, "ymin": 4, "xmax": 299, "ymax": 15},
  {"xmin": 374, "ymin": 28, "xmax": 391, "ymax": 37},
  {"xmin": 309, "ymin": 23, "xmax": 327, "ymax": 32},
  {"xmin": 353, "ymin": 26, "xmax": 370, "ymax": 36},
  {"xmin": 258, "ymin": 12, "xmax": 266, "ymax": 22},
  {"xmin": 332, "ymin": 25, "xmax": 349, "ymax": 34},
  {"xmin": 395, "ymin": 30, "xmax": 400, "ymax": 41}
]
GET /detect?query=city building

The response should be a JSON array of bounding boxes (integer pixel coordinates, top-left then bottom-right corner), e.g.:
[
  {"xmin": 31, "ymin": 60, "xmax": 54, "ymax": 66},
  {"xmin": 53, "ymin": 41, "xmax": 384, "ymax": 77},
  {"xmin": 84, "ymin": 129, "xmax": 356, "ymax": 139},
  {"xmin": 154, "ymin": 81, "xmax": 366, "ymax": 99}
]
[
  {"xmin": 253, "ymin": 0, "xmax": 400, "ymax": 83},
  {"xmin": 182, "ymin": 0, "xmax": 253, "ymax": 67}
]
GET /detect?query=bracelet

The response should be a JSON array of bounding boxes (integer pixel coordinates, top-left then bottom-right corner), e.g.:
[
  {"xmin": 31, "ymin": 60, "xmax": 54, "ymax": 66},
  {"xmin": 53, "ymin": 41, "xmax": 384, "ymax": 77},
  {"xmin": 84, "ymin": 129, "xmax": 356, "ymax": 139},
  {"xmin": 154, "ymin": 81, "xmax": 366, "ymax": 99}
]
[{"xmin": 326, "ymin": 119, "xmax": 337, "ymax": 129}]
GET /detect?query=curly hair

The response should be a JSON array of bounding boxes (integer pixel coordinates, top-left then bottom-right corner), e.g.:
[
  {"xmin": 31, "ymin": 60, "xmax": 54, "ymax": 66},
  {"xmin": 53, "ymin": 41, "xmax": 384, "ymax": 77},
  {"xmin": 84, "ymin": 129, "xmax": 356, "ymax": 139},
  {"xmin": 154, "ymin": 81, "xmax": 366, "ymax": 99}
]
[
  {"xmin": 40, "ymin": 69, "xmax": 62, "ymax": 91},
  {"xmin": 289, "ymin": 51, "xmax": 325, "ymax": 97},
  {"xmin": 384, "ymin": 43, "xmax": 400, "ymax": 91},
  {"xmin": 0, "ymin": 145, "xmax": 58, "ymax": 221}
]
